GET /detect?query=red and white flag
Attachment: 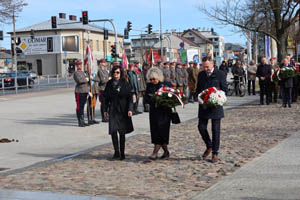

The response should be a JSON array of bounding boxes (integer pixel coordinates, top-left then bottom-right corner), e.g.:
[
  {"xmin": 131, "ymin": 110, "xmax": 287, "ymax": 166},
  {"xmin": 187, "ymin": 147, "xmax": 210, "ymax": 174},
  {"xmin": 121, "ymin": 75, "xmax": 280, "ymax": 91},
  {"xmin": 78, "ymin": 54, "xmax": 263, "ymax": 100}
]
[
  {"xmin": 121, "ymin": 49, "xmax": 128, "ymax": 69},
  {"xmin": 84, "ymin": 45, "xmax": 94, "ymax": 73}
]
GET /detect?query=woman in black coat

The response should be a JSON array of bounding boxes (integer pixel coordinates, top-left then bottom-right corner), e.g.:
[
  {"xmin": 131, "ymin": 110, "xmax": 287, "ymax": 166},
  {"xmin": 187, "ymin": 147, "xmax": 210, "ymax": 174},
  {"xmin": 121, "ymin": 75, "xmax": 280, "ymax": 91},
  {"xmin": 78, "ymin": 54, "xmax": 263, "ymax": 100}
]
[
  {"xmin": 103, "ymin": 66, "xmax": 134, "ymax": 160},
  {"xmin": 145, "ymin": 67, "xmax": 172, "ymax": 160}
]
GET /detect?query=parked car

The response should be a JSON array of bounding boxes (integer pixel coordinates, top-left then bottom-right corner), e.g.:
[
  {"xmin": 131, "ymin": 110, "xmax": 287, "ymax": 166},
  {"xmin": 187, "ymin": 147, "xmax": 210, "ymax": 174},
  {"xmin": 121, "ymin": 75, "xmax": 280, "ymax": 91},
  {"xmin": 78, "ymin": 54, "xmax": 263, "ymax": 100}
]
[
  {"xmin": 19, "ymin": 70, "xmax": 37, "ymax": 79},
  {"xmin": 2, "ymin": 72, "xmax": 35, "ymax": 88}
]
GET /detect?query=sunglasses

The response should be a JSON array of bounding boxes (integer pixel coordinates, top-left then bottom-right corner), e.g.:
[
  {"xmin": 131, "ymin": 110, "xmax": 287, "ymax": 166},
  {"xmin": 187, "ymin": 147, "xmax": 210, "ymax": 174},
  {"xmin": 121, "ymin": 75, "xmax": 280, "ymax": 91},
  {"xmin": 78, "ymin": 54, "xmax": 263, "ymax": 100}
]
[
  {"xmin": 150, "ymin": 78, "xmax": 156, "ymax": 81},
  {"xmin": 114, "ymin": 71, "xmax": 120, "ymax": 74}
]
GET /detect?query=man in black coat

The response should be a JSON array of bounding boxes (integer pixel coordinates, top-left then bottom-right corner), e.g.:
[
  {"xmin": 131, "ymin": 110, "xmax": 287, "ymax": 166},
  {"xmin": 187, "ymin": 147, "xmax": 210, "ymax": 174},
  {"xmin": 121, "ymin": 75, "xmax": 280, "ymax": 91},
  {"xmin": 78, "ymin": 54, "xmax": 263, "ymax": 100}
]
[
  {"xmin": 196, "ymin": 56, "xmax": 228, "ymax": 163},
  {"xmin": 256, "ymin": 57, "xmax": 272, "ymax": 105}
]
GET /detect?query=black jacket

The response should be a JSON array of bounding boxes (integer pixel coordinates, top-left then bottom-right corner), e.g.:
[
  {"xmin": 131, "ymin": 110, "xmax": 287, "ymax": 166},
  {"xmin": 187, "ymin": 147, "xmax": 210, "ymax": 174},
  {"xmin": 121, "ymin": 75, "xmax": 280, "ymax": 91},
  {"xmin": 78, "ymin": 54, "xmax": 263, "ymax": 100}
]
[
  {"xmin": 196, "ymin": 69, "xmax": 228, "ymax": 119},
  {"xmin": 103, "ymin": 79, "xmax": 134, "ymax": 135},
  {"xmin": 256, "ymin": 64, "xmax": 272, "ymax": 84}
]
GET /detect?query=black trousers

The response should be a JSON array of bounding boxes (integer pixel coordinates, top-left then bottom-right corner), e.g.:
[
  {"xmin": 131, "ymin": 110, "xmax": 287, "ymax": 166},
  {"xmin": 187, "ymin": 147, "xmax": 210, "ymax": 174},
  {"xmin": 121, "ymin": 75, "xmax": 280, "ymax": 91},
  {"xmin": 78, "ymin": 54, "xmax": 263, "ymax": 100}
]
[
  {"xmin": 282, "ymin": 87, "xmax": 292, "ymax": 105},
  {"xmin": 99, "ymin": 90, "xmax": 105, "ymax": 119},
  {"xmin": 111, "ymin": 132, "xmax": 126, "ymax": 155},
  {"xmin": 248, "ymin": 80, "xmax": 256, "ymax": 95},
  {"xmin": 198, "ymin": 118, "xmax": 221, "ymax": 155},
  {"xmin": 75, "ymin": 92, "xmax": 88, "ymax": 117},
  {"xmin": 259, "ymin": 81, "xmax": 270, "ymax": 104}
]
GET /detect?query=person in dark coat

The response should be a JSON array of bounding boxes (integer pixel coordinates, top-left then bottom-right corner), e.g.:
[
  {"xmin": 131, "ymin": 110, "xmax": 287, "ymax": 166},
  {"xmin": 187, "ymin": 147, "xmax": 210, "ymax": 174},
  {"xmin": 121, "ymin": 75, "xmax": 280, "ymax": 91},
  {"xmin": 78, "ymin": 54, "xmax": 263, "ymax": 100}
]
[
  {"xmin": 279, "ymin": 58, "xmax": 294, "ymax": 108},
  {"xmin": 232, "ymin": 61, "xmax": 245, "ymax": 96},
  {"xmin": 219, "ymin": 61, "xmax": 228, "ymax": 79},
  {"xmin": 196, "ymin": 56, "xmax": 228, "ymax": 163},
  {"xmin": 128, "ymin": 64, "xmax": 141, "ymax": 115},
  {"xmin": 145, "ymin": 67, "xmax": 172, "ymax": 160},
  {"xmin": 256, "ymin": 57, "xmax": 272, "ymax": 105},
  {"xmin": 103, "ymin": 66, "xmax": 134, "ymax": 160}
]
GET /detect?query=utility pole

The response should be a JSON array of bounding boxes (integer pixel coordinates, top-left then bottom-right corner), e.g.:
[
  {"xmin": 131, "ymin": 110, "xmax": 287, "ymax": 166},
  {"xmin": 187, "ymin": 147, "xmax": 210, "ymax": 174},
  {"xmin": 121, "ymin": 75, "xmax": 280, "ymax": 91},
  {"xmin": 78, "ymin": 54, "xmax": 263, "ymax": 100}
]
[
  {"xmin": 12, "ymin": 7, "xmax": 18, "ymax": 93},
  {"xmin": 253, "ymin": 0, "xmax": 258, "ymax": 64},
  {"xmin": 159, "ymin": 0, "xmax": 163, "ymax": 59}
]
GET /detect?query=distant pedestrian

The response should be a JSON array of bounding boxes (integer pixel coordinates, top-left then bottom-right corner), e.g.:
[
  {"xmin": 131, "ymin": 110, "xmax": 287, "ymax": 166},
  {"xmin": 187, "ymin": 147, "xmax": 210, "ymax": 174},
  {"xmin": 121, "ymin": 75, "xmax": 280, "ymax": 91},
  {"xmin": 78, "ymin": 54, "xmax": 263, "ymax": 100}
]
[
  {"xmin": 219, "ymin": 61, "xmax": 228, "ymax": 79},
  {"xmin": 145, "ymin": 67, "xmax": 171, "ymax": 160},
  {"xmin": 196, "ymin": 56, "xmax": 227, "ymax": 163},
  {"xmin": 103, "ymin": 66, "xmax": 134, "ymax": 160},
  {"xmin": 73, "ymin": 60, "xmax": 89, "ymax": 127},
  {"xmin": 176, "ymin": 62, "xmax": 184, "ymax": 93},
  {"xmin": 269, "ymin": 57, "xmax": 279, "ymax": 102},
  {"xmin": 279, "ymin": 58, "xmax": 294, "ymax": 108},
  {"xmin": 247, "ymin": 60, "xmax": 257, "ymax": 95},
  {"xmin": 257, "ymin": 57, "xmax": 272, "ymax": 105}
]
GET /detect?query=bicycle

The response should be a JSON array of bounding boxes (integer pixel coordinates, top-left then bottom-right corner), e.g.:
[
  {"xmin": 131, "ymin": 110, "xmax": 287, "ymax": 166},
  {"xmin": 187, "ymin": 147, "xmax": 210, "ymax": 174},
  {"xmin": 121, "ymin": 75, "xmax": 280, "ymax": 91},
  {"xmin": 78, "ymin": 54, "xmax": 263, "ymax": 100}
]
[{"xmin": 227, "ymin": 75, "xmax": 246, "ymax": 97}]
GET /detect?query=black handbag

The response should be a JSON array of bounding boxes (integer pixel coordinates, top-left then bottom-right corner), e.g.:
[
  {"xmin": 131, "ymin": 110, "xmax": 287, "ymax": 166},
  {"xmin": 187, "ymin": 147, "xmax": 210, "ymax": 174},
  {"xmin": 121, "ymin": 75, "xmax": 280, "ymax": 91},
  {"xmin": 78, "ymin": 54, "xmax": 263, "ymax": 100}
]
[{"xmin": 170, "ymin": 108, "xmax": 181, "ymax": 124}]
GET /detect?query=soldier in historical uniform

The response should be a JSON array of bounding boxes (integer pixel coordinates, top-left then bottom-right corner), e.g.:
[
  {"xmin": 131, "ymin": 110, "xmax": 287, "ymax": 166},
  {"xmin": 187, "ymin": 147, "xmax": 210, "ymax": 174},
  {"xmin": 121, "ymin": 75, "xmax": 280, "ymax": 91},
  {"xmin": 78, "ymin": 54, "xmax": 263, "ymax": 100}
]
[
  {"xmin": 128, "ymin": 63, "xmax": 141, "ymax": 115},
  {"xmin": 176, "ymin": 62, "xmax": 185, "ymax": 93},
  {"xmin": 87, "ymin": 70, "xmax": 100, "ymax": 125},
  {"xmin": 73, "ymin": 60, "xmax": 89, "ymax": 127},
  {"xmin": 162, "ymin": 62, "xmax": 171, "ymax": 84},
  {"xmin": 187, "ymin": 61, "xmax": 199, "ymax": 102},
  {"xmin": 170, "ymin": 62, "xmax": 177, "ymax": 88},
  {"xmin": 134, "ymin": 61, "xmax": 146, "ymax": 114},
  {"xmin": 97, "ymin": 58, "xmax": 110, "ymax": 122}
]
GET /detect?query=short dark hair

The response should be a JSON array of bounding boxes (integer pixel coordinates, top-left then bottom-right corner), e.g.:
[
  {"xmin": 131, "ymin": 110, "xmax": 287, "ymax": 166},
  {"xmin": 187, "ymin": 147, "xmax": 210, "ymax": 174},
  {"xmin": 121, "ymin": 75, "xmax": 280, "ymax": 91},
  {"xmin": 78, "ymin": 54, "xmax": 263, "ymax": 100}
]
[{"xmin": 202, "ymin": 56, "xmax": 212, "ymax": 62}]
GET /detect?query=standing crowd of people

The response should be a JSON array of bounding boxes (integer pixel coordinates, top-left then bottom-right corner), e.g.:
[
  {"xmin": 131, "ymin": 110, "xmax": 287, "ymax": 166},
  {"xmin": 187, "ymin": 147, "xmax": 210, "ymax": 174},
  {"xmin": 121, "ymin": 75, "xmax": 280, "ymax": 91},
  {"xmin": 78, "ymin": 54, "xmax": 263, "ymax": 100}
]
[
  {"xmin": 219, "ymin": 56, "xmax": 300, "ymax": 107},
  {"xmin": 72, "ymin": 54, "xmax": 299, "ymax": 163}
]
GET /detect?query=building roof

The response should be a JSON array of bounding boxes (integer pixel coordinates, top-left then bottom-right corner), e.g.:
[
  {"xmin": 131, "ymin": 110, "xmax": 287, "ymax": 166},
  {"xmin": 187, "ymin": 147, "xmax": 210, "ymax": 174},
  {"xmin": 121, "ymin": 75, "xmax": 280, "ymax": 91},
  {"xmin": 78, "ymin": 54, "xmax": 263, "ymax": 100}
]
[
  {"xmin": 8, "ymin": 18, "xmax": 122, "ymax": 36},
  {"xmin": 182, "ymin": 29, "xmax": 213, "ymax": 44},
  {"xmin": 175, "ymin": 35, "xmax": 199, "ymax": 47}
]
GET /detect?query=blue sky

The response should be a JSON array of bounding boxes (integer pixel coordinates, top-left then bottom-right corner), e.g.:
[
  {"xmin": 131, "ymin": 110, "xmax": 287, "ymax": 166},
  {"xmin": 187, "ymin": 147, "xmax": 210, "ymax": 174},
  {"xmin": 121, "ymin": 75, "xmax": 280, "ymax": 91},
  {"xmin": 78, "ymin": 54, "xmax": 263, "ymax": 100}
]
[{"xmin": 0, "ymin": 0, "xmax": 247, "ymax": 49}]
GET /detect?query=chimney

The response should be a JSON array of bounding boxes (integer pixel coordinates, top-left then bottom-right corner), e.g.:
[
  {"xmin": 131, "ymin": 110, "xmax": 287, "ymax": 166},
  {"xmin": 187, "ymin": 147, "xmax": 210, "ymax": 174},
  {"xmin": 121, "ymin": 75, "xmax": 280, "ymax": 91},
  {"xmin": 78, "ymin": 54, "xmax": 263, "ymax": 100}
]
[
  {"xmin": 69, "ymin": 15, "xmax": 77, "ymax": 21},
  {"xmin": 59, "ymin": 13, "xmax": 66, "ymax": 19}
]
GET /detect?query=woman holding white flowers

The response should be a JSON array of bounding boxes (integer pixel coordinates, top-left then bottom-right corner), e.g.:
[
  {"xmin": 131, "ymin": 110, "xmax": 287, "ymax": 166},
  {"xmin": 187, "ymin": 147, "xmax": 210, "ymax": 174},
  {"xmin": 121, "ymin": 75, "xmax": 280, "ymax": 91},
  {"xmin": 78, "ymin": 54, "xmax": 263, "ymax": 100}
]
[
  {"xmin": 196, "ymin": 56, "xmax": 228, "ymax": 163},
  {"xmin": 145, "ymin": 67, "xmax": 172, "ymax": 160}
]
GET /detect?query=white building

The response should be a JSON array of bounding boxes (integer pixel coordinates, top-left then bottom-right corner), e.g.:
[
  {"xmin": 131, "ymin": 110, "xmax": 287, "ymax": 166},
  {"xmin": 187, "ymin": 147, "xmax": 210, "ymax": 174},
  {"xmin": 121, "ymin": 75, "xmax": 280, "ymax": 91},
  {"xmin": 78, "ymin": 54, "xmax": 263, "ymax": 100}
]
[{"xmin": 198, "ymin": 28, "xmax": 225, "ymax": 59}]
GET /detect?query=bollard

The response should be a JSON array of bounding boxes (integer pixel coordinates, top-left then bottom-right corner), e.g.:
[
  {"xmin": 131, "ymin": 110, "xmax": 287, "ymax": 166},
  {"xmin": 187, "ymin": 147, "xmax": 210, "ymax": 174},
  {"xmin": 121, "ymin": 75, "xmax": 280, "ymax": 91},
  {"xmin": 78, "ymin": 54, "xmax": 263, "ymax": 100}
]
[
  {"xmin": 1, "ymin": 78, "xmax": 4, "ymax": 95},
  {"xmin": 26, "ymin": 77, "xmax": 29, "ymax": 92},
  {"xmin": 56, "ymin": 74, "xmax": 59, "ymax": 84}
]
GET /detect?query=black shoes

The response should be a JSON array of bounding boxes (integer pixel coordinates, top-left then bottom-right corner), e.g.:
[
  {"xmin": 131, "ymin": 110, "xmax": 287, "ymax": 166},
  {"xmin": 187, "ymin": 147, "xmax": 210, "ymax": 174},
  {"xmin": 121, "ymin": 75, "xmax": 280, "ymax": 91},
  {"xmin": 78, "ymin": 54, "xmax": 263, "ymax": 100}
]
[
  {"xmin": 112, "ymin": 151, "xmax": 120, "ymax": 159},
  {"xmin": 160, "ymin": 152, "xmax": 170, "ymax": 160}
]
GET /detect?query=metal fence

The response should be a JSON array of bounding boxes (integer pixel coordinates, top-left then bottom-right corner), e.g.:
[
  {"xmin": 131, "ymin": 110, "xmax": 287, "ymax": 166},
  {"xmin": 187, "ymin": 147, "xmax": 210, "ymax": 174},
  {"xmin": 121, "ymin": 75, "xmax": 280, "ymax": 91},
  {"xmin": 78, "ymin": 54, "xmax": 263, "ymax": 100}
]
[{"xmin": 0, "ymin": 74, "xmax": 75, "ymax": 96}]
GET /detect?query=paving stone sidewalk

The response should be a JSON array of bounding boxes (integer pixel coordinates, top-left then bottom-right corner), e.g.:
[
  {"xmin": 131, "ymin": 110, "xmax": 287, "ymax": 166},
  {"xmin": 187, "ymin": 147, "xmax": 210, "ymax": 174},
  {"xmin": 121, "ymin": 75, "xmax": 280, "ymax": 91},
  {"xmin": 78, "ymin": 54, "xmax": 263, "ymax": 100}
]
[{"xmin": 1, "ymin": 101, "xmax": 299, "ymax": 200}]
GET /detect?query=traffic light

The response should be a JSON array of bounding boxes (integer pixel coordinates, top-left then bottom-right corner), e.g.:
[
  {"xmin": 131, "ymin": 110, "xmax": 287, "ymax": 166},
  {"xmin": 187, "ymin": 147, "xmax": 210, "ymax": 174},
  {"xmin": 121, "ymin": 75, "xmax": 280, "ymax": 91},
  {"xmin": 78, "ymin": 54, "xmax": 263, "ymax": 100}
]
[
  {"xmin": 82, "ymin": 11, "xmax": 88, "ymax": 24},
  {"xmin": 30, "ymin": 29, "xmax": 34, "ymax": 39},
  {"xmin": 104, "ymin": 29, "xmax": 108, "ymax": 40},
  {"xmin": 124, "ymin": 28, "xmax": 128, "ymax": 39},
  {"xmin": 148, "ymin": 24, "xmax": 152, "ymax": 34},
  {"xmin": 111, "ymin": 45, "xmax": 116, "ymax": 57},
  {"xmin": 127, "ymin": 21, "xmax": 132, "ymax": 32},
  {"xmin": 0, "ymin": 31, "xmax": 3, "ymax": 40},
  {"xmin": 51, "ymin": 16, "xmax": 57, "ymax": 28}
]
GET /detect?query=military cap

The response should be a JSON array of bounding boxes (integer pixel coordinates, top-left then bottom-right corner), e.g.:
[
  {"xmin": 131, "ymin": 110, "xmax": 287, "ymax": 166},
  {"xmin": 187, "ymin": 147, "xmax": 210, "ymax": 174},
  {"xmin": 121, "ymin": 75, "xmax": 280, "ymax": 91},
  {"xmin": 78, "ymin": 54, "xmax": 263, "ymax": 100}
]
[{"xmin": 75, "ymin": 60, "xmax": 82, "ymax": 65}]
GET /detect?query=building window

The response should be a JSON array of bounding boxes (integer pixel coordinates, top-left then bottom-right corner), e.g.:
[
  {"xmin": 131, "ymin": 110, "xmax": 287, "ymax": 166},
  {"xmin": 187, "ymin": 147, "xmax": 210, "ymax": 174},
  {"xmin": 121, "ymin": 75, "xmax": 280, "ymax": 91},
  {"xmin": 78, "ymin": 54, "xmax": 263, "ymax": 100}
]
[
  {"xmin": 96, "ymin": 40, "xmax": 99, "ymax": 51},
  {"xmin": 62, "ymin": 36, "xmax": 79, "ymax": 52},
  {"xmin": 47, "ymin": 37, "xmax": 53, "ymax": 52}
]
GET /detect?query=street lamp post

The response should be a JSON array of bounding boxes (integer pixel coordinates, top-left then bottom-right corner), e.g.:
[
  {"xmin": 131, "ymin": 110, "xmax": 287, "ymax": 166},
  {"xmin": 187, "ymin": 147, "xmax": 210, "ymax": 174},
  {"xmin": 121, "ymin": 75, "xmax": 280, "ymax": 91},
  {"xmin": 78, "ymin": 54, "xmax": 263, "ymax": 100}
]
[{"xmin": 12, "ymin": 7, "xmax": 17, "ymax": 93}]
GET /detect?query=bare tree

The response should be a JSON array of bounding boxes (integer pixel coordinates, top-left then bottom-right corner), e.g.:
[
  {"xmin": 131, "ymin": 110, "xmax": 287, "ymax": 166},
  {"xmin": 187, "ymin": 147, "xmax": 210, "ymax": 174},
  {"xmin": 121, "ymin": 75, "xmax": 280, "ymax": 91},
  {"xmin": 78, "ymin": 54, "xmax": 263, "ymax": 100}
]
[
  {"xmin": 0, "ymin": 0, "xmax": 26, "ymax": 24},
  {"xmin": 198, "ymin": 0, "xmax": 300, "ymax": 62}
]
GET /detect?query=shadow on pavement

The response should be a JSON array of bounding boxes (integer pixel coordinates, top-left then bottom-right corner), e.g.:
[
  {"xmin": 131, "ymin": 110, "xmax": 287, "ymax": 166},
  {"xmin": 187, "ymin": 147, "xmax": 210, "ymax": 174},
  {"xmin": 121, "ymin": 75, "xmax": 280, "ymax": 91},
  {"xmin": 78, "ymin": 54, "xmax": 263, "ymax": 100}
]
[{"xmin": 15, "ymin": 113, "xmax": 102, "ymax": 127}]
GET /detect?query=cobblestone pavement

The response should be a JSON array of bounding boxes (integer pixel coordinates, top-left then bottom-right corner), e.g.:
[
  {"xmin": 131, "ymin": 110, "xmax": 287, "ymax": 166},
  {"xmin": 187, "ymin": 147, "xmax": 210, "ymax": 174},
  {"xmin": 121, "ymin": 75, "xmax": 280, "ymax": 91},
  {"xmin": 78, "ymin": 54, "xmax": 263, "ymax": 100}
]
[{"xmin": 0, "ymin": 102, "xmax": 299, "ymax": 200}]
